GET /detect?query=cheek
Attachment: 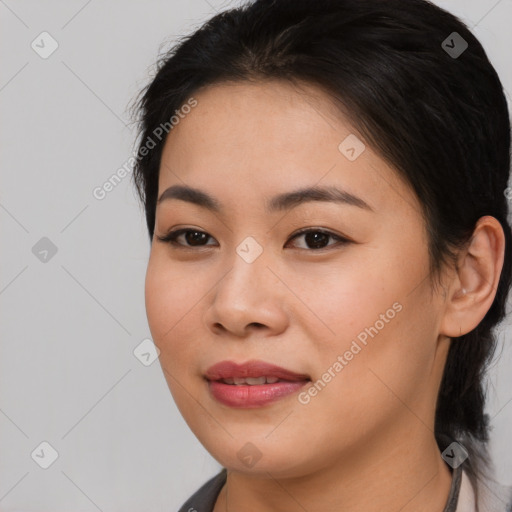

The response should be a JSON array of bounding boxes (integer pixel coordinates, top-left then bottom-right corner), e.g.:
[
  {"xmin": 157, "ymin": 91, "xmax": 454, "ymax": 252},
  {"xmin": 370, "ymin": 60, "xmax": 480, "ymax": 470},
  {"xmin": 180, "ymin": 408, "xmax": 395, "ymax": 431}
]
[
  {"xmin": 145, "ymin": 257, "xmax": 207, "ymax": 418},
  {"xmin": 291, "ymin": 252, "xmax": 407, "ymax": 351},
  {"xmin": 306, "ymin": 295, "xmax": 437, "ymax": 433},
  {"xmin": 297, "ymin": 239, "xmax": 435, "ymax": 402},
  {"xmin": 144, "ymin": 254, "xmax": 202, "ymax": 360}
]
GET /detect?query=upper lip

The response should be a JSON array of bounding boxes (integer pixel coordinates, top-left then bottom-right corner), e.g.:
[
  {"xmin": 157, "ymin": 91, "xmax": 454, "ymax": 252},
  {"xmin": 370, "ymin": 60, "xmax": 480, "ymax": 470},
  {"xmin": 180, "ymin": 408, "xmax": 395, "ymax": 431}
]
[{"xmin": 204, "ymin": 360, "xmax": 310, "ymax": 381}]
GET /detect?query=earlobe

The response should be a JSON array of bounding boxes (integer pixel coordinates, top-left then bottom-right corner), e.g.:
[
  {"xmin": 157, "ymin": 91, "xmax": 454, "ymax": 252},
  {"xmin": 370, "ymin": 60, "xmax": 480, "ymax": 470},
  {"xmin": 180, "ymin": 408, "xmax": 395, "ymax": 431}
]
[{"xmin": 439, "ymin": 216, "xmax": 505, "ymax": 338}]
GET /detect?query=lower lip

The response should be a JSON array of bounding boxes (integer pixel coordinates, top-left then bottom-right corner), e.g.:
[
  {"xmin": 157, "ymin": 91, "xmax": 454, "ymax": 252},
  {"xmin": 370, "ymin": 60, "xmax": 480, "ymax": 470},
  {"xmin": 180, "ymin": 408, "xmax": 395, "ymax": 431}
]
[{"xmin": 208, "ymin": 380, "xmax": 309, "ymax": 408}]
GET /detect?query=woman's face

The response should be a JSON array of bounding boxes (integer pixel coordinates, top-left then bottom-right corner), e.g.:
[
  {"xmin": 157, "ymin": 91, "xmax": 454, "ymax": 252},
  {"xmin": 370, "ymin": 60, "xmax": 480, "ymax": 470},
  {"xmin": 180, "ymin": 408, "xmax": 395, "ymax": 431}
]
[{"xmin": 145, "ymin": 80, "xmax": 450, "ymax": 477}]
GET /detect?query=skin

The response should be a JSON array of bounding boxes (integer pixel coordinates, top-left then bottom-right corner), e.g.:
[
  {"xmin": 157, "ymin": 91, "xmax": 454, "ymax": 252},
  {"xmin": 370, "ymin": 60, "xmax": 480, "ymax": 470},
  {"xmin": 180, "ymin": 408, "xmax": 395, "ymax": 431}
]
[{"xmin": 144, "ymin": 80, "xmax": 505, "ymax": 512}]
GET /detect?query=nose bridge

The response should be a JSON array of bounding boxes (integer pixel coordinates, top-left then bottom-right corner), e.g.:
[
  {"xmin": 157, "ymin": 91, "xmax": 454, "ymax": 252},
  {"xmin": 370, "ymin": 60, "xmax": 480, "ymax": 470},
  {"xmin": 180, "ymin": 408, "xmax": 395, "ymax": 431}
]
[
  {"xmin": 204, "ymin": 234, "xmax": 287, "ymax": 335},
  {"xmin": 235, "ymin": 235, "xmax": 266, "ymax": 266},
  {"xmin": 221, "ymin": 234, "xmax": 272, "ymax": 303}
]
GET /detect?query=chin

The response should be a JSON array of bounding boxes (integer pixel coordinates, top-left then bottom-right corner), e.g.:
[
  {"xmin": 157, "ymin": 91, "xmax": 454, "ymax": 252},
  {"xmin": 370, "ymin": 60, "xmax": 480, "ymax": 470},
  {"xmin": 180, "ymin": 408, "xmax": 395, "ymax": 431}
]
[{"xmin": 198, "ymin": 435, "xmax": 313, "ymax": 478}]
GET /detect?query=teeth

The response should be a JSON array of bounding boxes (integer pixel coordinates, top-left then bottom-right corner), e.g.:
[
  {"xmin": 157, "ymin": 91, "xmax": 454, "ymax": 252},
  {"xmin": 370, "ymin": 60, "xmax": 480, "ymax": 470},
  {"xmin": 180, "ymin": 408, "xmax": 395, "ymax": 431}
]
[
  {"xmin": 245, "ymin": 377, "xmax": 267, "ymax": 385},
  {"xmin": 222, "ymin": 376, "xmax": 280, "ymax": 385}
]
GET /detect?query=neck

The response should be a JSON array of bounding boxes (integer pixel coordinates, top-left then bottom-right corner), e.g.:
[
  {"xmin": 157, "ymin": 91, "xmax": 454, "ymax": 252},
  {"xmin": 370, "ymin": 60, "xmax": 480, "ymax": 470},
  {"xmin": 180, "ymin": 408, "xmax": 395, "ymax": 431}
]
[{"xmin": 213, "ymin": 425, "xmax": 453, "ymax": 512}]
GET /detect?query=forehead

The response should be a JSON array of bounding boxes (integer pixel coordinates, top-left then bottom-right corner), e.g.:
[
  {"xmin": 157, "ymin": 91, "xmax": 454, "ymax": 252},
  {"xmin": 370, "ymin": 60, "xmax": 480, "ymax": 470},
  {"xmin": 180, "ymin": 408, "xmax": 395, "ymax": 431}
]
[
  {"xmin": 157, "ymin": 80, "xmax": 416, "ymax": 217},
  {"xmin": 160, "ymin": 79, "xmax": 351, "ymax": 172}
]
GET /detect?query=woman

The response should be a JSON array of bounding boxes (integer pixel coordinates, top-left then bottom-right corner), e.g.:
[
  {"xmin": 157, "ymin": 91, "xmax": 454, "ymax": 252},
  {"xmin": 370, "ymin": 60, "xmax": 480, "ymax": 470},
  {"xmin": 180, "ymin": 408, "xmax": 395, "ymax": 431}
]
[{"xmin": 130, "ymin": 0, "xmax": 512, "ymax": 510}]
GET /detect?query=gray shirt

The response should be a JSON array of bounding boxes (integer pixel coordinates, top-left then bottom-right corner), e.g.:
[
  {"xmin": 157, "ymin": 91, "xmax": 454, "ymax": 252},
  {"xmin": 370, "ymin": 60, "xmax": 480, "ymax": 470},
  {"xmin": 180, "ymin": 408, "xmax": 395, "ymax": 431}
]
[{"xmin": 178, "ymin": 463, "xmax": 512, "ymax": 512}]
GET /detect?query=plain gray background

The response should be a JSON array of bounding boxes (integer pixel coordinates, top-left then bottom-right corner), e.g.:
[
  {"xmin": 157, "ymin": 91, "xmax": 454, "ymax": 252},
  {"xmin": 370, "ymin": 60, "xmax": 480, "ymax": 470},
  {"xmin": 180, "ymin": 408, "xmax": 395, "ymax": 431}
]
[{"xmin": 1, "ymin": 0, "xmax": 511, "ymax": 510}]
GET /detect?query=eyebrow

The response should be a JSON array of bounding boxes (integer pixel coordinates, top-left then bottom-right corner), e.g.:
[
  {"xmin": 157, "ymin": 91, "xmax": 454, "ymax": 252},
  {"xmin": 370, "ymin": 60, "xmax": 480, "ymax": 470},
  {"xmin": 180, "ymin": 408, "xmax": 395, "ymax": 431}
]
[{"xmin": 157, "ymin": 184, "xmax": 374, "ymax": 213}]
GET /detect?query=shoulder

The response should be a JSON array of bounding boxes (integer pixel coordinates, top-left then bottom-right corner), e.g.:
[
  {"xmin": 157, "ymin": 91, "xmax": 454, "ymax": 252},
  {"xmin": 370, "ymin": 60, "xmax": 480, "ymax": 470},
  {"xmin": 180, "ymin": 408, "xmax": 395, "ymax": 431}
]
[
  {"xmin": 475, "ymin": 477, "xmax": 512, "ymax": 511},
  {"xmin": 177, "ymin": 468, "xmax": 227, "ymax": 512},
  {"xmin": 463, "ymin": 468, "xmax": 512, "ymax": 512}
]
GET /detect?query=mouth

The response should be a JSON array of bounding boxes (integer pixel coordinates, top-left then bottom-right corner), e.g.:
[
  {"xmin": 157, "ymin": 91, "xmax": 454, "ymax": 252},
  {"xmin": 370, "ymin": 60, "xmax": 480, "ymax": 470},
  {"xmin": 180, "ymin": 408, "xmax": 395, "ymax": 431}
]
[
  {"xmin": 204, "ymin": 360, "xmax": 311, "ymax": 408},
  {"xmin": 217, "ymin": 376, "xmax": 289, "ymax": 385}
]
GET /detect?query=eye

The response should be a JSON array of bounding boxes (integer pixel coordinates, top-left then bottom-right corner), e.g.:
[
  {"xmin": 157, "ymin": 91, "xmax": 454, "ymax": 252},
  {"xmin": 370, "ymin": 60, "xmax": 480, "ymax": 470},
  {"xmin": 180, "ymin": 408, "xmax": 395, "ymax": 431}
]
[
  {"xmin": 285, "ymin": 228, "xmax": 350, "ymax": 250},
  {"xmin": 156, "ymin": 227, "xmax": 350, "ymax": 251},
  {"xmin": 156, "ymin": 228, "xmax": 217, "ymax": 248}
]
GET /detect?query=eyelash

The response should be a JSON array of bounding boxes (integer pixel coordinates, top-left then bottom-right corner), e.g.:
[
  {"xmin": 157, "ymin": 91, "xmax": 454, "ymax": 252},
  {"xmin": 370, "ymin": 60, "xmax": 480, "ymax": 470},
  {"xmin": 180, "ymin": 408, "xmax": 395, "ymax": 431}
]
[{"xmin": 156, "ymin": 227, "xmax": 351, "ymax": 251}]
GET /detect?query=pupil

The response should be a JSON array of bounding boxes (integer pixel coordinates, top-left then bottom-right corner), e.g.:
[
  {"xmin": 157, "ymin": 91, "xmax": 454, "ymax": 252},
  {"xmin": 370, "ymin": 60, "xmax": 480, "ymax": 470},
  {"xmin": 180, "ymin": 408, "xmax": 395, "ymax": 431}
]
[
  {"xmin": 306, "ymin": 232, "xmax": 328, "ymax": 249},
  {"xmin": 186, "ymin": 231, "xmax": 207, "ymax": 246}
]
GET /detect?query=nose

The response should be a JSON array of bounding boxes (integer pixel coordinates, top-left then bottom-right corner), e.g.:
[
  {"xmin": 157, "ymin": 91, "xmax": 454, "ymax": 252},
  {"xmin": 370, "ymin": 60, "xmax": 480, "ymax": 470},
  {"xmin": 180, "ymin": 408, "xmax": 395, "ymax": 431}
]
[{"xmin": 203, "ymin": 249, "xmax": 289, "ymax": 339}]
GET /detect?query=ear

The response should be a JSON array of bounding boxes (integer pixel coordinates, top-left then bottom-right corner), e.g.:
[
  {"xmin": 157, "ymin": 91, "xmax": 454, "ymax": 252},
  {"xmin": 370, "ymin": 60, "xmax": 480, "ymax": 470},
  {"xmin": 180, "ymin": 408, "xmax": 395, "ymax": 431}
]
[{"xmin": 439, "ymin": 216, "xmax": 505, "ymax": 338}]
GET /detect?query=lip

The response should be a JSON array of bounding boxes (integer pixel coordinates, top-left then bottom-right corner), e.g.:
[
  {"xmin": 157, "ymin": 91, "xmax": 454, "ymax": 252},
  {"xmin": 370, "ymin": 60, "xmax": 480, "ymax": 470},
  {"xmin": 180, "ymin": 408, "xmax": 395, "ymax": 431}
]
[
  {"xmin": 204, "ymin": 360, "xmax": 311, "ymax": 408},
  {"xmin": 204, "ymin": 360, "xmax": 310, "ymax": 381}
]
